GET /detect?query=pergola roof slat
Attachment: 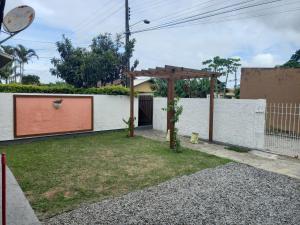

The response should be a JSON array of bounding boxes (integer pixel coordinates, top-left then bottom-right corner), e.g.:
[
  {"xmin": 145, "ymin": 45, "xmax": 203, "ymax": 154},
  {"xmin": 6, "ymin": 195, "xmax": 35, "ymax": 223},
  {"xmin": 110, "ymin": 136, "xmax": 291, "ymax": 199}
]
[{"xmin": 126, "ymin": 65, "xmax": 220, "ymax": 80}]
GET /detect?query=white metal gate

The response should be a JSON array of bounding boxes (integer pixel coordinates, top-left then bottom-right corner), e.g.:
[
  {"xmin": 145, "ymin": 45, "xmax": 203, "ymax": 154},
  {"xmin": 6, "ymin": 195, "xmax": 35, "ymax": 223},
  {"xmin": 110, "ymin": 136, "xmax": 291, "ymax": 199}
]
[{"xmin": 265, "ymin": 103, "xmax": 300, "ymax": 157}]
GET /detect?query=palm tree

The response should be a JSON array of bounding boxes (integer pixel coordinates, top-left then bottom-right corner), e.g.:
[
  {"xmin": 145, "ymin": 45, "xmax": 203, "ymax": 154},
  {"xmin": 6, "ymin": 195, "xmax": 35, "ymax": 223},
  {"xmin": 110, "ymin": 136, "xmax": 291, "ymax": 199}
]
[
  {"xmin": 0, "ymin": 62, "xmax": 13, "ymax": 84},
  {"xmin": 14, "ymin": 44, "xmax": 38, "ymax": 81},
  {"xmin": 202, "ymin": 56, "xmax": 226, "ymax": 97}
]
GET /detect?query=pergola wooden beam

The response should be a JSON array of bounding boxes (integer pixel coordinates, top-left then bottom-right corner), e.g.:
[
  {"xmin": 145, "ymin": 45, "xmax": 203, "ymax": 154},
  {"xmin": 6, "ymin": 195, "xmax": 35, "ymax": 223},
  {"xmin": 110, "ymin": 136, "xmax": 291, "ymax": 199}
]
[
  {"xmin": 126, "ymin": 65, "xmax": 220, "ymax": 149},
  {"xmin": 129, "ymin": 66, "xmax": 216, "ymax": 80}
]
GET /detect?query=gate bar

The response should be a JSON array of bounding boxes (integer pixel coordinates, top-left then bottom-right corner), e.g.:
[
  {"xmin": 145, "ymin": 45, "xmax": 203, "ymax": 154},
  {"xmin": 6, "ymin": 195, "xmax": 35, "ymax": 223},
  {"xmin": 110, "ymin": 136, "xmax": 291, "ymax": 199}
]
[{"xmin": 2, "ymin": 153, "xmax": 6, "ymax": 225}]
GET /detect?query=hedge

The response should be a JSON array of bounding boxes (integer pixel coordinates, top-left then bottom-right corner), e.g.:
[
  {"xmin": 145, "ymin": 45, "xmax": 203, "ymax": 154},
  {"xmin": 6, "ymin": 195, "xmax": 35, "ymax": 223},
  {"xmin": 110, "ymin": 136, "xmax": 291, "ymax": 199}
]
[{"xmin": 0, "ymin": 84, "xmax": 130, "ymax": 96}]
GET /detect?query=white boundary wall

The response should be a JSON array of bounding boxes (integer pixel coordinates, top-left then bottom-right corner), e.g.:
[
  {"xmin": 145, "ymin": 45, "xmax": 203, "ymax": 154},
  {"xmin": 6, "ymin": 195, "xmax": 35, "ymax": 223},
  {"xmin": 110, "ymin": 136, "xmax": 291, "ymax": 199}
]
[
  {"xmin": 153, "ymin": 98, "xmax": 266, "ymax": 149},
  {"xmin": 0, "ymin": 93, "xmax": 138, "ymax": 141}
]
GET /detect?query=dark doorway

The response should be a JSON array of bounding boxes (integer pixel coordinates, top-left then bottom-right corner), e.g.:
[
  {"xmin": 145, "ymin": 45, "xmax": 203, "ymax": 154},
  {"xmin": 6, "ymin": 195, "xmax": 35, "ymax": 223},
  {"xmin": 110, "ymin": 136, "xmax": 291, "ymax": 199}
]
[{"xmin": 138, "ymin": 95, "xmax": 153, "ymax": 126}]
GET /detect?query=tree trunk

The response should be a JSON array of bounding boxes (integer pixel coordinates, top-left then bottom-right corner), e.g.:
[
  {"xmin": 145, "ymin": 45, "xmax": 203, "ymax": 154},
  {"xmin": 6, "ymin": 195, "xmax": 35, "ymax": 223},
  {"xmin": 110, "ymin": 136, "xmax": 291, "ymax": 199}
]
[
  {"xmin": 234, "ymin": 70, "xmax": 237, "ymax": 90},
  {"xmin": 223, "ymin": 73, "xmax": 228, "ymax": 99}
]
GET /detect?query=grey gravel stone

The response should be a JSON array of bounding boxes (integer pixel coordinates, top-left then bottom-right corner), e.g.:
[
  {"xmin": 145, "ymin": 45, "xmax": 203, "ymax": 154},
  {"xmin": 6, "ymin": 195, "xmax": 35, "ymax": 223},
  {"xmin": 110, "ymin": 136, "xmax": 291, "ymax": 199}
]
[{"xmin": 44, "ymin": 163, "xmax": 300, "ymax": 225}]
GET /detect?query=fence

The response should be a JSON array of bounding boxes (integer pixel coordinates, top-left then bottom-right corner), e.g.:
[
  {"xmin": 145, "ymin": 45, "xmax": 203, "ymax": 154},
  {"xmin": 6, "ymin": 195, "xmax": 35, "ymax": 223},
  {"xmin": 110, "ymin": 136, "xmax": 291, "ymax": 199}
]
[
  {"xmin": 0, "ymin": 93, "xmax": 138, "ymax": 141},
  {"xmin": 153, "ymin": 98, "xmax": 266, "ymax": 150},
  {"xmin": 265, "ymin": 103, "xmax": 300, "ymax": 157}
]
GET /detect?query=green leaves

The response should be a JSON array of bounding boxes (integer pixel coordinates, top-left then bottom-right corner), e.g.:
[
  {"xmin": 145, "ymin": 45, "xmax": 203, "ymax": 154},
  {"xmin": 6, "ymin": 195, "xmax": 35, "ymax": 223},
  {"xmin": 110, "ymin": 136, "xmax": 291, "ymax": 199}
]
[
  {"xmin": 0, "ymin": 62, "xmax": 13, "ymax": 83},
  {"xmin": 152, "ymin": 78, "xmax": 211, "ymax": 98},
  {"xmin": 51, "ymin": 33, "xmax": 137, "ymax": 88},
  {"xmin": 162, "ymin": 97, "xmax": 183, "ymax": 152},
  {"xmin": 0, "ymin": 84, "xmax": 130, "ymax": 95},
  {"xmin": 202, "ymin": 56, "xmax": 241, "ymax": 97},
  {"xmin": 21, "ymin": 75, "xmax": 40, "ymax": 85},
  {"xmin": 281, "ymin": 49, "xmax": 300, "ymax": 68},
  {"xmin": 14, "ymin": 44, "xmax": 39, "ymax": 64}
]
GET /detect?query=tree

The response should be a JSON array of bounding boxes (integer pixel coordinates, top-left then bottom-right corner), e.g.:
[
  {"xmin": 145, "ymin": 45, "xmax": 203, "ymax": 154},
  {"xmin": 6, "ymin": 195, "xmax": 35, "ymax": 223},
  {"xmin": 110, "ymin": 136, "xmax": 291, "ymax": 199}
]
[
  {"xmin": 281, "ymin": 49, "xmax": 300, "ymax": 68},
  {"xmin": 21, "ymin": 75, "xmax": 40, "ymax": 85},
  {"xmin": 14, "ymin": 44, "xmax": 38, "ymax": 81},
  {"xmin": 1, "ymin": 45, "xmax": 15, "ymax": 55},
  {"xmin": 232, "ymin": 60, "xmax": 242, "ymax": 90},
  {"xmin": 51, "ymin": 36, "xmax": 86, "ymax": 88},
  {"xmin": 222, "ymin": 58, "xmax": 241, "ymax": 97},
  {"xmin": 202, "ymin": 56, "xmax": 241, "ymax": 97},
  {"xmin": 1, "ymin": 45, "xmax": 15, "ymax": 82},
  {"xmin": 202, "ymin": 56, "xmax": 226, "ymax": 95},
  {"xmin": 152, "ymin": 78, "xmax": 211, "ymax": 98},
  {"xmin": 51, "ymin": 33, "xmax": 137, "ymax": 88},
  {"xmin": 234, "ymin": 86, "xmax": 240, "ymax": 99},
  {"xmin": 0, "ymin": 62, "xmax": 13, "ymax": 84}
]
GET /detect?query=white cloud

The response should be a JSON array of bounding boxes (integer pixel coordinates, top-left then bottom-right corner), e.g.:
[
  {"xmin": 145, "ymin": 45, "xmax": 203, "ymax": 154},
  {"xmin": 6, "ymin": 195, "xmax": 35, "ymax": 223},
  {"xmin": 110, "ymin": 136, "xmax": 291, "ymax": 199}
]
[
  {"xmin": 246, "ymin": 53, "xmax": 279, "ymax": 67},
  {"xmin": 2, "ymin": 0, "xmax": 300, "ymax": 84}
]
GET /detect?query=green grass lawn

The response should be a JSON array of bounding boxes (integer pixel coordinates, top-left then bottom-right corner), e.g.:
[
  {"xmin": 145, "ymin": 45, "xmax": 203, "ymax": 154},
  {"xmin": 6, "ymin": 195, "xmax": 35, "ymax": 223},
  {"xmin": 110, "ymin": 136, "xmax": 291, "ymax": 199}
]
[{"xmin": 3, "ymin": 131, "xmax": 231, "ymax": 220}]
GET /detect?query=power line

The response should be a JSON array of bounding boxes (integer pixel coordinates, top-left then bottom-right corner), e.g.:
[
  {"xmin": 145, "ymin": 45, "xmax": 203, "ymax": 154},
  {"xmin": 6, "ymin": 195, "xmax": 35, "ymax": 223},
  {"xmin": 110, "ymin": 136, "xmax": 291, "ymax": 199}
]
[
  {"xmin": 151, "ymin": 0, "xmax": 257, "ymax": 27},
  {"xmin": 182, "ymin": 1, "xmax": 300, "ymax": 27},
  {"xmin": 145, "ymin": 0, "xmax": 219, "ymax": 24},
  {"xmin": 75, "ymin": 4, "xmax": 124, "ymax": 35},
  {"xmin": 131, "ymin": 0, "xmax": 285, "ymax": 34},
  {"xmin": 153, "ymin": 0, "xmax": 299, "ymax": 29},
  {"xmin": 132, "ymin": 0, "xmax": 258, "ymax": 32},
  {"xmin": 155, "ymin": 7, "xmax": 300, "ymax": 31},
  {"xmin": 131, "ymin": 0, "xmax": 169, "ymax": 12},
  {"xmin": 9, "ymin": 38, "xmax": 56, "ymax": 44},
  {"xmin": 72, "ymin": 0, "xmax": 117, "ymax": 31},
  {"xmin": 133, "ymin": 0, "xmax": 177, "ymax": 14}
]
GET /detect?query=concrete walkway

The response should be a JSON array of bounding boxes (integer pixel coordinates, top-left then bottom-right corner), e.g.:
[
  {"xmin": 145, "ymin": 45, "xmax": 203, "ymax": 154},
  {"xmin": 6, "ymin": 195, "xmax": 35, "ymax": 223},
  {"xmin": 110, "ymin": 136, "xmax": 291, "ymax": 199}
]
[
  {"xmin": 136, "ymin": 129, "xmax": 300, "ymax": 179},
  {"xmin": 0, "ymin": 162, "xmax": 40, "ymax": 225}
]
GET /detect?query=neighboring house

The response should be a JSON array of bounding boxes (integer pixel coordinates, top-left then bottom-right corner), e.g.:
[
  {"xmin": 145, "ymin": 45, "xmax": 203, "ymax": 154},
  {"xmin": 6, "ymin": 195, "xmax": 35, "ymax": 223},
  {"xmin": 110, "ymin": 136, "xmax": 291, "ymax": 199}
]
[
  {"xmin": 134, "ymin": 77, "xmax": 154, "ymax": 95},
  {"xmin": 240, "ymin": 68, "xmax": 300, "ymax": 103},
  {"xmin": 224, "ymin": 88, "xmax": 236, "ymax": 99}
]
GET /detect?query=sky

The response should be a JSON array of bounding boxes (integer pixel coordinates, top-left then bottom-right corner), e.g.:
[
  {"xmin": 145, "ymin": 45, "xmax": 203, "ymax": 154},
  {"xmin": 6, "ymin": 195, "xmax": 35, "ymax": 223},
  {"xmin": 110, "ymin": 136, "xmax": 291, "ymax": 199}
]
[{"xmin": 2, "ymin": 0, "xmax": 300, "ymax": 86}]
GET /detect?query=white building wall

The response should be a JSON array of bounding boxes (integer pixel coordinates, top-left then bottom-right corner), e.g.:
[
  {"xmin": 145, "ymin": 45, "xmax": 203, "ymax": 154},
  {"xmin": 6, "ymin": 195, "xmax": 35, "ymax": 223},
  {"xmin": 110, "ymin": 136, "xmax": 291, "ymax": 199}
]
[
  {"xmin": 153, "ymin": 98, "xmax": 266, "ymax": 149},
  {"xmin": 93, "ymin": 95, "xmax": 138, "ymax": 131},
  {"xmin": 0, "ymin": 93, "xmax": 14, "ymax": 141},
  {"xmin": 153, "ymin": 98, "xmax": 167, "ymax": 132},
  {"xmin": 0, "ymin": 93, "xmax": 138, "ymax": 141}
]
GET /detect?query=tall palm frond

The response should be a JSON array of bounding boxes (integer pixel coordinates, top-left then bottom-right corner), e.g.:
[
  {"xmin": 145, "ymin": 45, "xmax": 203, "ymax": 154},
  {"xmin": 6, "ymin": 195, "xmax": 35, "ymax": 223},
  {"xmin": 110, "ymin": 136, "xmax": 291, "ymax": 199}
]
[
  {"xmin": 14, "ymin": 44, "xmax": 38, "ymax": 63},
  {"xmin": 13, "ymin": 44, "xmax": 39, "ymax": 81}
]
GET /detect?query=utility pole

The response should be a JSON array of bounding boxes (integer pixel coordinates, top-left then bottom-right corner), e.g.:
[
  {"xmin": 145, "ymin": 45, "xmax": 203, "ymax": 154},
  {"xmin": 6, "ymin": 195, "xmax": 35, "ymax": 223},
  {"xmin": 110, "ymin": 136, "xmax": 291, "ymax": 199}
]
[{"xmin": 125, "ymin": 0, "xmax": 130, "ymax": 86}]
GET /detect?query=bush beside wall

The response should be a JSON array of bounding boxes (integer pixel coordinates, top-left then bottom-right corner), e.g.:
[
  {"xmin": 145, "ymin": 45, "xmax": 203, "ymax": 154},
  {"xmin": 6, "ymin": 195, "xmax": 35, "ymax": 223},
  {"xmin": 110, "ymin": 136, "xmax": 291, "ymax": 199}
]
[{"xmin": 0, "ymin": 84, "xmax": 130, "ymax": 96}]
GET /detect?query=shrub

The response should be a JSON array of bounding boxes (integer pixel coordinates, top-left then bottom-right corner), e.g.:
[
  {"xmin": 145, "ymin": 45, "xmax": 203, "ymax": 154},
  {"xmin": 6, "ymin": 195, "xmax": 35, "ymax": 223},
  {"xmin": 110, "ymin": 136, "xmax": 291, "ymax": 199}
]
[
  {"xmin": 162, "ymin": 97, "xmax": 183, "ymax": 153},
  {"xmin": 0, "ymin": 84, "xmax": 130, "ymax": 96},
  {"xmin": 224, "ymin": 146, "xmax": 250, "ymax": 153},
  {"xmin": 21, "ymin": 75, "xmax": 40, "ymax": 85}
]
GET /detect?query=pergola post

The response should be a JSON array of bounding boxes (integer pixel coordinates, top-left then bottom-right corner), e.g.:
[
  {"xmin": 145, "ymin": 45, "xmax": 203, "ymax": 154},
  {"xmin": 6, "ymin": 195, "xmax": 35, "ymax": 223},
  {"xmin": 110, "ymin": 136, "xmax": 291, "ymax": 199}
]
[
  {"xmin": 127, "ymin": 65, "xmax": 220, "ymax": 148},
  {"xmin": 209, "ymin": 75, "xmax": 215, "ymax": 142},
  {"xmin": 167, "ymin": 78, "xmax": 171, "ymax": 132},
  {"xmin": 129, "ymin": 74, "xmax": 134, "ymax": 137},
  {"xmin": 169, "ymin": 77, "xmax": 175, "ymax": 149}
]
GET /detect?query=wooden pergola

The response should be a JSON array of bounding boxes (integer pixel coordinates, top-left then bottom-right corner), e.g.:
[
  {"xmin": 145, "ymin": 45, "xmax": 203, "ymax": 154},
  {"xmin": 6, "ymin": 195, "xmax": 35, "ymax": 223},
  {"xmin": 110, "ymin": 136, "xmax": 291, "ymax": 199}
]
[{"xmin": 126, "ymin": 65, "xmax": 221, "ymax": 149}]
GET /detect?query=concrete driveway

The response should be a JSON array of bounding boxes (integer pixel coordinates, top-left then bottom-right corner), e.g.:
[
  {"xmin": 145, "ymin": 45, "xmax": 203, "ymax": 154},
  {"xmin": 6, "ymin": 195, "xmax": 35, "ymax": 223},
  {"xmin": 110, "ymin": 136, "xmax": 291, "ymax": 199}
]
[{"xmin": 136, "ymin": 129, "xmax": 300, "ymax": 179}]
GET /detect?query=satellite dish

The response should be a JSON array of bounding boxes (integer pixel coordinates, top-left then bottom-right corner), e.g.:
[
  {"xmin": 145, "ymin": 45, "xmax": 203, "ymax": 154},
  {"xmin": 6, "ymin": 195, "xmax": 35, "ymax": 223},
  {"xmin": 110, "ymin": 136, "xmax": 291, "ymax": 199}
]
[{"xmin": 3, "ymin": 5, "xmax": 35, "ymax": 34}]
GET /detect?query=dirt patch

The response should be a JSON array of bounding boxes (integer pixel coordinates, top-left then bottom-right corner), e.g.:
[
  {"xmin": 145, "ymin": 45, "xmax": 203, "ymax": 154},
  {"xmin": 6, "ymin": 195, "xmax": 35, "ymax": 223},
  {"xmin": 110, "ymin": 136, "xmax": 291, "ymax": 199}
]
[
  {"xmin": 123, "ymin": 157, "xmax": 165, "ymax": 176},
  {"xmin": 42, "ymin": 187, "xmax": 64, "ymax": 200},
  {"xmin": 63, "ymin": 191, "xmax": 75, "ymax": 199}
]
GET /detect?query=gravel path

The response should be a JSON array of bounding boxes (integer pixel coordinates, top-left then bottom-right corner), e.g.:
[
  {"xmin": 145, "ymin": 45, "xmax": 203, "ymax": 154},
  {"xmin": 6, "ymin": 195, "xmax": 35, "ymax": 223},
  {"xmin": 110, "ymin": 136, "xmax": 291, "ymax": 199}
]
[{"xmin": 44, "ymin": 163, "xmax": 300, "ymax": 225}]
